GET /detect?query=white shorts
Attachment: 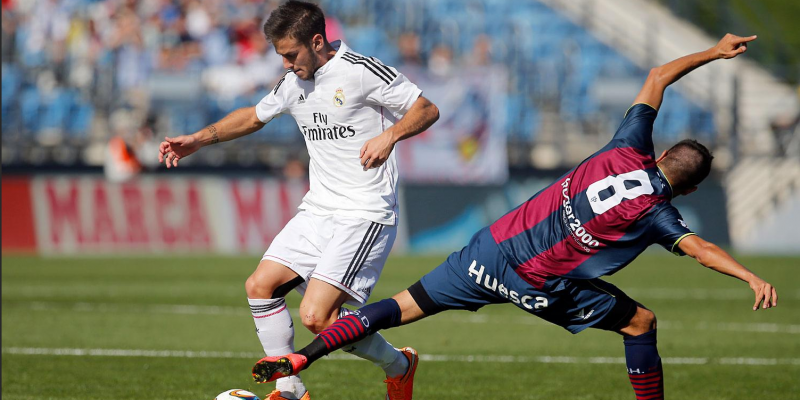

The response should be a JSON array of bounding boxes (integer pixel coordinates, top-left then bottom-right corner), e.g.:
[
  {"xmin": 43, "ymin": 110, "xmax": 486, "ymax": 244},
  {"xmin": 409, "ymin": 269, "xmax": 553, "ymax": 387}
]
[{"xmin": 262, "ymin": 210, "xmax": 397, "ymax": 305}]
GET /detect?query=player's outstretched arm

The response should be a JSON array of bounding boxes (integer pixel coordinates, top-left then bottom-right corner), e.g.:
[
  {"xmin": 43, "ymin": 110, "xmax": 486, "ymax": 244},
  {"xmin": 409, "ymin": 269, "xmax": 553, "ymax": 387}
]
[
  {"xmin": 678, "ymin": 235, "xmax": 777, "ymax": 311},
  {"xmin": 633, "ymin": 33, "xmax": 757, "ymax": 110},
  {"xmin": 360, "ymin": 96, "xmax": 439, "ymax": 170},
  {"xmin": 158, "ymin": 106, "xmax": 266, "ymax": 168}
]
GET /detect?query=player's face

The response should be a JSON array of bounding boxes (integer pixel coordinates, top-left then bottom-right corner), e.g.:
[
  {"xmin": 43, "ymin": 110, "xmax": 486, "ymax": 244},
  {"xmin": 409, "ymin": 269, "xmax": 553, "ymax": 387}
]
[{"xmin": 273, "ymin": 36, "xmax": 319, "ymax": 81}]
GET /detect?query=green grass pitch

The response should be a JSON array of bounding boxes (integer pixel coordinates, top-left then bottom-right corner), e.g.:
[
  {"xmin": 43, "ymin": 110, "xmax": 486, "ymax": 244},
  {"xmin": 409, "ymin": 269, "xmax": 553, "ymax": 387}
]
[{"xmin": 2, "ymin": 253, "xmax": 799, "ymax": 399}]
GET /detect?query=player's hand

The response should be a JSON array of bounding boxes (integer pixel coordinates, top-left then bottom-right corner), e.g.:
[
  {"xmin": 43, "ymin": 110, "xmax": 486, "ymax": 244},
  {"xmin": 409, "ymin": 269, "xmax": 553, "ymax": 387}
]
[
  {"xmin": 748, "ymin": 277, "xmax": 777, "ymax": 311},
  {"xmin": 713, "ymin": 33, "xmax": 756, "ymax": 60},
  {"xmin": 359, "ymin": 130, "xmax": 396, "ymax": 171},
  {"xmin": 158, "ymin": 135, "xmax": 200, "ymax": 168}
]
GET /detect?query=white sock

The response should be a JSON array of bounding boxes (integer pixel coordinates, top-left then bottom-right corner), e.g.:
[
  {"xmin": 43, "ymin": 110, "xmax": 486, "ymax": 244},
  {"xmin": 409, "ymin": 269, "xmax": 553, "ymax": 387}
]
[
  {"xmin": 275, "ymin": 376, "xmax": 306, "ymax": 399},
  {"xmin": 249, "ymin": 298, "xmax": 307, "ymax": 398},
  {"xmin": 338, "ymin": 307, "xmax": 409, "ymax": 377}
]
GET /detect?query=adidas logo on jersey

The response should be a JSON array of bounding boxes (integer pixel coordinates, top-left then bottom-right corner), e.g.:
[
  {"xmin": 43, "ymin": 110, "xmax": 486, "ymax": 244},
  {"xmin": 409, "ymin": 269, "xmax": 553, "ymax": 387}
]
[{"xmin": 298, "ymin": 94, "xmax": 305, "ymax": 104}]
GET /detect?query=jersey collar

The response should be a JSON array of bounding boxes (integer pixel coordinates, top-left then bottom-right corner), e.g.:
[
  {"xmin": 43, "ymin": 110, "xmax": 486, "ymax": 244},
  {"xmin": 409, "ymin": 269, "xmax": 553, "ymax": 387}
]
[
  {"xmin": 656, "ymin": 166, "xmax": 675, "ymax": 199},
  {"xmin": 314, "ymin": 40, "xmax": 347, "ymax": 79}
]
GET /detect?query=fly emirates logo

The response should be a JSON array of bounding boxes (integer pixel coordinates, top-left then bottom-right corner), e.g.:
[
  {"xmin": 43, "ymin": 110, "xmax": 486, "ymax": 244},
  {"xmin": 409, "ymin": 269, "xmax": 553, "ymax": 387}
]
[
  {"xmin": 301, "ymin": 112, "xmax": 356, "ymax": 141},
  {"xmin": 560, "ymin": 178, "xmax": 600, "ymax": 251}
]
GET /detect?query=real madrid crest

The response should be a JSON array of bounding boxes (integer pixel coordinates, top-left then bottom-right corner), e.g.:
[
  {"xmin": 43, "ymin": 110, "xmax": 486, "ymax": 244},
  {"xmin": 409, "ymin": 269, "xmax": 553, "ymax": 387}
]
[{"xmin": 333, "ymin": 87, "xmax": 345, "ymax": 107}]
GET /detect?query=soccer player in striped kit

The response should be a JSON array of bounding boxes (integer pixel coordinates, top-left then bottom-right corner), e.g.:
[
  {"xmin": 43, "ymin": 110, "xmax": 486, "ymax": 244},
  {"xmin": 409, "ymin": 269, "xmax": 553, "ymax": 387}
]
[
  {"xmin": 158, "ymin": 2, "xmax": 438, "ymax": 399},
  {"xmin": 251, "ymin": 33, "xmax": 778, "ymax": 400}
]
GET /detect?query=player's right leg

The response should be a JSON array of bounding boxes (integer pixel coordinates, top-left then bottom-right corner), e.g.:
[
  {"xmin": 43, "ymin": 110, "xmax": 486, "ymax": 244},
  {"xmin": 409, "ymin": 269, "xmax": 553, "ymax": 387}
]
[
  {"xmin": 247, "ymin": 211, "xmax": 322, "ymax": 400},
  {"xmin": 246, "ymin": 260, "xmax": 308, "ymax": 400},
  {"xmin": 245, "ymin": 259, "xmax": 305, "ymax": 355}
]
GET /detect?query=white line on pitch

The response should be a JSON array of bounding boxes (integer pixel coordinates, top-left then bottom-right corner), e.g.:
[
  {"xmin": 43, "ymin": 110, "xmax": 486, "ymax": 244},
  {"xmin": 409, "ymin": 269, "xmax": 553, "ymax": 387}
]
[
  {"xmin": 11, "ymin": 301, "xmax": 800, "ymax": 334},
  {"xmin": 23, "ymin": 301, "xmax": 244, "ymax": 316},
  {"xmin": 8, "ymin": 287, "xmax": 795, "ymax": 301},
  {"xmin": 3, "ymin": 347, "xmax": 800, "ymax": 366}
]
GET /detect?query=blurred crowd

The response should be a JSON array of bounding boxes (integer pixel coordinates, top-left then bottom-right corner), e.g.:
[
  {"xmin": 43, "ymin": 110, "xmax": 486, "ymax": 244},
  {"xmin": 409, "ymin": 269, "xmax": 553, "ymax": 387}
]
[
  {"xmin": 2, "ymin": 0, "xmax": 288, "ymax": 101},
  {"xmin": 2, "ymin": 0, "xmax": 300, "ymax": 175},
  {"xmin": 2, "ymin": 0, "xmax": 728, "ymax": 174},
  {"xmin": 0, "ymin": 0, "xmax": 496, "ymax": 174}
]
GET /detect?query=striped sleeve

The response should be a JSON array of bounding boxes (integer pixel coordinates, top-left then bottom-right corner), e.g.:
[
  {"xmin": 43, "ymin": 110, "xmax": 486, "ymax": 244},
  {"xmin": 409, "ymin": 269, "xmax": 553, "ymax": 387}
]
[
  {"xmin": 254, "ymin": 70, "xmax": 292, "ymax": 123},
  {"xmin": 344, "ymin": 52, "xmax": 422, "ymax": 117}
]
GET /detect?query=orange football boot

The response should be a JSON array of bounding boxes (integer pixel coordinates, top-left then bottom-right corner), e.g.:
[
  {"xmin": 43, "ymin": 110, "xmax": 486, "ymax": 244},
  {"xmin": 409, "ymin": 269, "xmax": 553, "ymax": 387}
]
[
  {"xmin": 252, "ymin": 353, "xmax": 308, "ymax": 384},
  {"xmin": 384, "ymin": 347, "xmax": 419, "ymax": 400}
]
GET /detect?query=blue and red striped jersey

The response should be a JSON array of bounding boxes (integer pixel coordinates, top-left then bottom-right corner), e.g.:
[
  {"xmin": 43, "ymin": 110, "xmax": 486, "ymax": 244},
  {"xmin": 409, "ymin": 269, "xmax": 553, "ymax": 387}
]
[{"xmin": 490, "ymin": 104, "xmax": 694, "ymax": 288}]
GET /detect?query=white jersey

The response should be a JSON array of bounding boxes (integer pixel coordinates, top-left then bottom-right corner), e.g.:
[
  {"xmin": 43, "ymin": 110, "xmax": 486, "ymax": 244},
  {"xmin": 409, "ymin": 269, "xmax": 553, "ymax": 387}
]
[{"xmin": 255, "ymin": 41, "xmax": 421, "ymax": 225}]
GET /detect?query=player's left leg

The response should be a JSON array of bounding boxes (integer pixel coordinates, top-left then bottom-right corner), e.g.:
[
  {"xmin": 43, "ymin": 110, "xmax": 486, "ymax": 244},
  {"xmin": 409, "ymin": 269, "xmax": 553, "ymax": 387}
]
[
  {"xmin": 291, "ymin": 216, "xmax": 415, "ymax": 397},
  {"xmin": 297, "ymin": 277, "xmax": 410, "ymax": 378},
  {"xmin": 253, "ymin": 289, "xmax": 427, "ymax": 382},
  {"xmin": 576, "ymin": 280, "xmax": 663, "ymax": 400},
  {"xmin": 519, "ymin": 276, "xmax": 662, "ymax": 400},
  {"xmin": 616, "ymin": 306, "xmax": 663, "ymax": 400}
]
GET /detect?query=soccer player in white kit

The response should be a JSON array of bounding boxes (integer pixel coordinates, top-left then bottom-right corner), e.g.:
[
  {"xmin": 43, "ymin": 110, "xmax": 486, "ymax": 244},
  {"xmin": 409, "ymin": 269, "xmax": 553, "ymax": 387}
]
[{"xmin": 157, "ymin": 2, "xmax": 439, "ymax": 400}]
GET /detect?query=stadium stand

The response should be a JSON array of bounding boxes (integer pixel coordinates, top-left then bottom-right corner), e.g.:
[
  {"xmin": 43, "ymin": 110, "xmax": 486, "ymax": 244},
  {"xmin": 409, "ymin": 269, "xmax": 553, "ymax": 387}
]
[{"xmin": 2, "ymin": 0, "xmax": 724, "ymax": 170}]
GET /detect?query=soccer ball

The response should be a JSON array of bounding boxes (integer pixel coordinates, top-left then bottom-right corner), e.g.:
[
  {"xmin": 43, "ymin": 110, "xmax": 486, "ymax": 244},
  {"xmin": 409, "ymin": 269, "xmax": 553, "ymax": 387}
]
[{"xmin": 214, "ymin": 389, "xmax": 260, "ymax": 400}]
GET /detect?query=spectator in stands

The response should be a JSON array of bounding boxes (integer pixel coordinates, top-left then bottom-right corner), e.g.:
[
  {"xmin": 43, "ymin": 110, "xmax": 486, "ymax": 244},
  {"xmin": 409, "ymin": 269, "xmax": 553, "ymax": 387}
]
[
  {"xmin": 2, "ymin": 4, "xmax": 17, "ymax": 62},
  {"xmin": 397, "ymin": 32, "xmax": 423, "ymax": 67},
  {"xmin": 427, "ymin": 44, "xmax": 454, "ymax": 79},
  {"xmin": 466, "ymin": 34, "xmax": 493, "ymax": 67}
]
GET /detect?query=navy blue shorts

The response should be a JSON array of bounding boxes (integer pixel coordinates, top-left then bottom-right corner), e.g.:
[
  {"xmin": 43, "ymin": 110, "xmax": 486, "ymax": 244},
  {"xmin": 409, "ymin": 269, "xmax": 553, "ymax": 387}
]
[{"xmin": 410, "ymin": 228, "xmax": 637, "ymax": 334}]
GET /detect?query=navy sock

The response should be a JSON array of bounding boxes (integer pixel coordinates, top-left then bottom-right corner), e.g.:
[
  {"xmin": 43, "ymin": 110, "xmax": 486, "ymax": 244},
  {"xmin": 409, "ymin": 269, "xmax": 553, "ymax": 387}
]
[
  {"xmin": 297, "ymin": 298, "xmax": 402, "ymax": 366},
  {"xmin": 624, "ymin": 329, "xmax": 664, "ymax": 400}
]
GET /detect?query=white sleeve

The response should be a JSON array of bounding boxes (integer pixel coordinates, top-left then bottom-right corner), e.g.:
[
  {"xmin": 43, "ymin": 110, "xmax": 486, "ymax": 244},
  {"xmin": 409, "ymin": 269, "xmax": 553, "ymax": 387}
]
[
  {"xmin": 255, "ymin": 73, "xmax": 290, "ymax": 123},
  {"xmin": 361, "ymin": 59, "xmax": 422, "ymax": 118}
]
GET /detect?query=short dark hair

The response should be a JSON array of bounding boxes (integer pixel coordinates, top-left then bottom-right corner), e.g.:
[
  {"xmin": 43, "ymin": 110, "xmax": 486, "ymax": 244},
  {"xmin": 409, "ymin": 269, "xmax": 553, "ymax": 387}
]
[
  {"xmin": 263, "ymin": 1, "xmax": 327, "ymax": 45},
  {"xmin": 660, "ymin": 139, "xmax": 714, "ymax": 191}
]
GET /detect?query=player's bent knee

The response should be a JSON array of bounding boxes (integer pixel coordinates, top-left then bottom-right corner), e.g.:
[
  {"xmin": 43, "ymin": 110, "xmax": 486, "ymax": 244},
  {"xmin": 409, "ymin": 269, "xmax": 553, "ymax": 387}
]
[
  {"xmin": 300, "ymin": 297, "xmax": 339, "ymax": 335},
  {"xmin": 641, "ymin": 308, "xmax": 657, "ymax": 330},
  {"xmin": 245, "ymin": 274, "xmax": 273, "ymax": 299},
  {"xmin": 301, "ymin": 319, "xmax": 329, "ymax": 334},
  {"xmin": 298, "ymin": 303, "xmax": 338, "ymax": 334},
  {"xmin": 245, "ymin": 272, "xmax": 304, "ymax": 299},
  {"xmin": 620, "ymin": 306, "xmax": 657, "ymax": 336}
]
